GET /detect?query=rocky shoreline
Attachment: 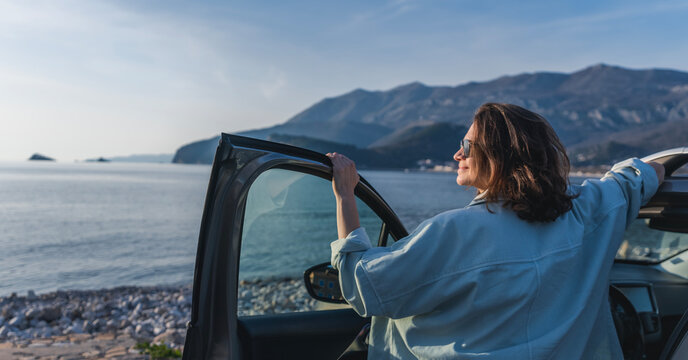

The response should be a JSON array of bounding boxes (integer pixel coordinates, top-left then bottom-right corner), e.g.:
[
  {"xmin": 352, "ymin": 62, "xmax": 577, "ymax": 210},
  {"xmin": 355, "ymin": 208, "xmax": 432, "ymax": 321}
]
[
  {"xmin": 0, "ymin": 285, "xmax": 192, "ymax": 345},
  {"xmin": 0, "ymin": 278, "xmax": 318, "ymax": 358}
]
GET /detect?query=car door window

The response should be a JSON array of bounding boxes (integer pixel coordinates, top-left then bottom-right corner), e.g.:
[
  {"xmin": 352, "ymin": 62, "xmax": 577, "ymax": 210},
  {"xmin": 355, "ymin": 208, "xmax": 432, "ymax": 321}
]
[
  {"xmin": 617, "ymin": 218, "xmax": 688, "ymax": 262},
  {"xmin": 677, "ymin": 163, "xmax": 688, "ymax": 175},
  {"xmin": 238, "ymin": 168, "xmax": 383, "ymax": 316}
]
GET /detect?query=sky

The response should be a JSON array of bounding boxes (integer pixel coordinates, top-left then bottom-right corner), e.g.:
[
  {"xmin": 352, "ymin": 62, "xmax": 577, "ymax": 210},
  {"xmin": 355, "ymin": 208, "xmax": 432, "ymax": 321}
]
[{"xmin": 1, "ymin": 0, "xmax": 688, "ymax": 161}]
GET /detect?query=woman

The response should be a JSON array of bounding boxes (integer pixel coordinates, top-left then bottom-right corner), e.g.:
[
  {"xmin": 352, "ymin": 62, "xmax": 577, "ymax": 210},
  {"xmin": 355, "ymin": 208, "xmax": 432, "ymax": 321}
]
[{"xmin": 326, "ymin": 103, "xmax": 664, "ymax": 359}]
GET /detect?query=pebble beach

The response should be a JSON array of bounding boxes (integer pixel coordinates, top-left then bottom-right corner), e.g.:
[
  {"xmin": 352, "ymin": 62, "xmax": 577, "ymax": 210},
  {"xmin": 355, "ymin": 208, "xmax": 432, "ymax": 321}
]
[{"xmin": 0, "ymin": 278, "xmax": 318, "ymax": 359}]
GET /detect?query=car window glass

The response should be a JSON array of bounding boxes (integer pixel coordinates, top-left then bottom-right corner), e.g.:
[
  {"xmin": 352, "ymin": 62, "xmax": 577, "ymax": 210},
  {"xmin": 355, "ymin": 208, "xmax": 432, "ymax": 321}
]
[
  {"xmin": 238, "ymin": 168, "xmax": 383, "ymax": 316},
  {"xmin": 676, "ymin": 162, "xmax": 688, "ymax": 175},
  {"xmin": 616, "ymin": 218, "xmax": 688, "ymax": 262}
]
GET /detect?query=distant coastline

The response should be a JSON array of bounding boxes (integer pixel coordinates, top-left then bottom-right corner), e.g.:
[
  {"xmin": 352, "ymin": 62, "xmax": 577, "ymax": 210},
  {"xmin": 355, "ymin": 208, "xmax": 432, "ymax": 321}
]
[
  {"xmin": 398, "ymin": 164, "xmax": 607, "ymax": 178},
  {"xmin": 15, "ymin": 159, "xmax": 612, "ymax": 178}
]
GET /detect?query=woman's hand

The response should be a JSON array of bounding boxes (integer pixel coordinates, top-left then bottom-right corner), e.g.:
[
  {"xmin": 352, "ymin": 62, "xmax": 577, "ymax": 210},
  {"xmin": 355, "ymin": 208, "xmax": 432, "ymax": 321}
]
[
  {"xmin": 326, "ymin": 152, "xmax": 360, "ymax": 199},
  {"xmin": 644, "ymin": 161, "xmax": 665, "ymax": 184},
  {"xmin": 326, "ymin": 152, "xmax": 361, "ymax": 238}
]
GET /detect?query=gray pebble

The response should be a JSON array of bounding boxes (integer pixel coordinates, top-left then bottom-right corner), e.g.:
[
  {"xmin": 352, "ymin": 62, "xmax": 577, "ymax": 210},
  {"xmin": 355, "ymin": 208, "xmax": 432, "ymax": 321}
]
[
  {"xmin": 25, "ymin": 307, "xmax": 41, "ymax": 320},
  {"xmin": 82, "ymin": 310, "xmax": 95, "ymax": 321},
  {"xmin": 153, "ymin": 326, "xmax": 165, "ymax": 336},
  {"xmin": 123, "ymin": 326, "xmax": 134, "ymax": 337},
  {"xmin": 68, "ymin": 322, "xmax": 84, "ymax": 334},
  {"xmin": 9, "ymin": 315, "xmax": 25, "ymax": 328},
  {"xmin": 41, "ymin": 306, "xmax": 61, "ymax": 322}
]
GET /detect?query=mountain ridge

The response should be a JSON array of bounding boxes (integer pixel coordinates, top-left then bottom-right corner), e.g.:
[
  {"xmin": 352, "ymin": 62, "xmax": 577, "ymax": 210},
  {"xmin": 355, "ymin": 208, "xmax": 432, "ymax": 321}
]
[{"xmin": 173, "ymin": 64, "xmax": 688, "ymax": 166}]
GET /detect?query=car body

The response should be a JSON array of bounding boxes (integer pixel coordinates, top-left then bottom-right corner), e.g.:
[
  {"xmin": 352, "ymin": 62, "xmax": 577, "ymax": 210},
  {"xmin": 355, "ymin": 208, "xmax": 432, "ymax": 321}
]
[{"xmin": 182, "ymin": 134, "xmax": 688, "ymax": 359}]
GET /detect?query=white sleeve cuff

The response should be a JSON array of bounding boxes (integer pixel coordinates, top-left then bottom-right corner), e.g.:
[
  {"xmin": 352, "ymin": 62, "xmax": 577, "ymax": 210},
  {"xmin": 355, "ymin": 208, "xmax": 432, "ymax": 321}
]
[{"xmin": 330, "ymin": 227, "xmax": 372, "ymax": 268}]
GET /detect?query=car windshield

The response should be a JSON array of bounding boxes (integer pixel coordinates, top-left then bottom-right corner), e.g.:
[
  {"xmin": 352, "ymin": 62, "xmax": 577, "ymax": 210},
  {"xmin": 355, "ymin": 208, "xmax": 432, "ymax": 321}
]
[{"xmin": 616, "ymin": 218, "xmax": 688, "ymax": 263}]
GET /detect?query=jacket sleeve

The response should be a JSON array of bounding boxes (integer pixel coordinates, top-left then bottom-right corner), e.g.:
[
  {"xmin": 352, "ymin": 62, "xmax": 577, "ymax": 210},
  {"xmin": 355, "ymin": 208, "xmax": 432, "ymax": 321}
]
[
  {"xmin": 573, "ymin": 157, "xmax": 659, "ymax": 232},
  {"xmin": 330, "ymin": 217, "xmax": 461, "ymax": 319},
  {"xmin": 601, "ymin": 158, "xmax": 659, "ymax": 226},
  {"xmin": 330, "ymin": 227, "xmax": 378, "ymax": 317}
]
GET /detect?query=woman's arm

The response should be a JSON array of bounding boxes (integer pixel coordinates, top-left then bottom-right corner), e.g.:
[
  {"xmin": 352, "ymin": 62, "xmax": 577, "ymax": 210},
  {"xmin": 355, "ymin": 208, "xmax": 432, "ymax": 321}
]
[
  {"xmin": 598, "ymin": 158, "xmax": 661, "ymax": 227},
  {"xmin": 327, "ymin": 152, "xmax": 361, "ymax": 238},
  {"xmin": 325, "ymin": 153, "xmax": 487, "ymax": 318}
]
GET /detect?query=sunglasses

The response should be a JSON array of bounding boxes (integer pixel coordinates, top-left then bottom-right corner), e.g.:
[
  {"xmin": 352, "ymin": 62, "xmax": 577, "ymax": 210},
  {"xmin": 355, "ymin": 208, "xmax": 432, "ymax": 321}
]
[{"xmin": 459, "ymin": 139, "xmax": 473, "ymax": 157}]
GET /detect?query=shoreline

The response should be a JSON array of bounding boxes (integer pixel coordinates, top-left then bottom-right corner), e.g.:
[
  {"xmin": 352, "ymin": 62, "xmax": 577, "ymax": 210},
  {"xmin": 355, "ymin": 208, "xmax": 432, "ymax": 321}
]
[
  {"xmin": 0, "ymin": 285, "xmax": 191, "ymax": 359},
  {"xmin": 0, "ymin": 278, "xmax": 317, "ymax": 358}
]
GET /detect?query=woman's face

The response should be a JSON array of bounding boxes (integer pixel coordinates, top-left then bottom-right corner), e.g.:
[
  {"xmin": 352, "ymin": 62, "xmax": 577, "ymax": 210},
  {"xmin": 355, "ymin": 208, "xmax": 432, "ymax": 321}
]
[{"xmin": 453, "ymin": 124, "xmax": 486, "ymax": 191}]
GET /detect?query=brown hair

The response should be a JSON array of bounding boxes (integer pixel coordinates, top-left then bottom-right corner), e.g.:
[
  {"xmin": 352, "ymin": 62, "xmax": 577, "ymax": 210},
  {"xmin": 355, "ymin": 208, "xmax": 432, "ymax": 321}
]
[{"xmin": 471, "ymin": 103, "xmax": 575, "ymax": 222}]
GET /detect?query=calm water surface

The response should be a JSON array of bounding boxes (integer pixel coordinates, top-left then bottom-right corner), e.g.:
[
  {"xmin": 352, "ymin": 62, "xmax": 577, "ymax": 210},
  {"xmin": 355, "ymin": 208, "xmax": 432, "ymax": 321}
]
[{"xmin": 0, "ymin": 162, "xmax": 479, "ymax": 296}]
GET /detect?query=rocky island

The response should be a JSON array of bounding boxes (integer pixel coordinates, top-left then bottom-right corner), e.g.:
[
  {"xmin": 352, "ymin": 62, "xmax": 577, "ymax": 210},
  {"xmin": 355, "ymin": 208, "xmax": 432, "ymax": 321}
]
[
  {"xmin": 85, "ymin": 157, "xmax": 111, "ymax": 163},
  {"xmin": 28, "ymin": 154, "xmax": 55, "ymax": 161}
]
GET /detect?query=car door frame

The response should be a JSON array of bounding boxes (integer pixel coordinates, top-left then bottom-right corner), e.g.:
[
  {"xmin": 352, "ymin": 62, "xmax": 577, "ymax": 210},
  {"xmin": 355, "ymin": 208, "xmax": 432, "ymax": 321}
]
[
  {"xmin": 611, "ymin": 147, "xmax": 688, "ymax": 358},
  {"xmin": 183, "ymin": 133, "xmax": 408, "ymax": 359}
]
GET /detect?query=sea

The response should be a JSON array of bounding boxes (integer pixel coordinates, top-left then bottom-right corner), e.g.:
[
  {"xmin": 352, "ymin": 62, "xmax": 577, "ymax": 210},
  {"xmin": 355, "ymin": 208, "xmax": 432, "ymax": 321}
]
[
  {"xmin": 0, "ymin": 161, "xmax": 491, "ymax": 296},
  {"xmin": 17, "ymin": 161, "xmax": 684, "ymax": 298}
]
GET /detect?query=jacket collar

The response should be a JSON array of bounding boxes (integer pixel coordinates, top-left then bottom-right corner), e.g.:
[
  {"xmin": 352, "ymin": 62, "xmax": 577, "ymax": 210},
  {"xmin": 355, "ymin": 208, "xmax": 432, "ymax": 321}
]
[{"xmin": 467, "ymin": 191, "xmax": 488, "ymax": 207}]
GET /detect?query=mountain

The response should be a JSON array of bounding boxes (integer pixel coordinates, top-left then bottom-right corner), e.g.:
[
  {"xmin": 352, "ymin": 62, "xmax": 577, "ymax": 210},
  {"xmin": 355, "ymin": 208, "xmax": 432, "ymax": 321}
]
[
  {"xmin": 266, "ymin": 134, "xmax": 384, "ymax": 168},
  {"xmin": 173, "ymin": 64, "xmax": 688, "ymax": 166},
  {"xmin": 268, "ymin": 122, "xmax": 466, "ymax": 169},
  {"xmin": 171, "ymin": 122, "xmax": 392, "ymax": 164},
  {"xmin": 172, "ymin": 122, "xmax": 466, "ymax": 168},
  {"xmin": 369, "ymin": 122, "xmax": 467, "ymax": 168},
  {"xmin": 172, "ymin": 136, "xmax": 220, "ymax": 164},
  {"xmin": 240, "ymin": 121, "xmax": 392, "ymax": 148},
  {"xmin": 283, "ymin": 64, "xmax": 688, "ymax": 146},
  {"xmin": 569, "ymin": 117, "xmax": 688, "ymax": 165}
]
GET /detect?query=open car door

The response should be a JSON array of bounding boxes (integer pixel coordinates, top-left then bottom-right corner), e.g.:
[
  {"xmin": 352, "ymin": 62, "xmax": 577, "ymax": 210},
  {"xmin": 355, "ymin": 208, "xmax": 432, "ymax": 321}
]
[
  {"xmin": 611, "ymin": 147, "xmax": 688, "ymax": 359},
  {"xmin": 182, "ymin": 134, "xmax": 408, "ymax": 360}
]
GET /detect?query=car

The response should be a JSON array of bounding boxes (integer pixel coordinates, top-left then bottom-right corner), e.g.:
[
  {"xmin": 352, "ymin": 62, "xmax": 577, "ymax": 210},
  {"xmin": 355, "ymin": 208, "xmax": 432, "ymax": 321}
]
[{"xmin": 181, "ymin": 134, "xmax": 688, "ymax": 360}]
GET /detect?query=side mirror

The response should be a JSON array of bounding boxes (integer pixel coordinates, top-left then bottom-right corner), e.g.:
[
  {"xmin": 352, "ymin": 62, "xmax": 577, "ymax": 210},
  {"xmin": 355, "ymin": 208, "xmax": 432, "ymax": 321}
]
[{"xmin": 303, "ymin": 262, "xmax": 346, "ymax": 304}]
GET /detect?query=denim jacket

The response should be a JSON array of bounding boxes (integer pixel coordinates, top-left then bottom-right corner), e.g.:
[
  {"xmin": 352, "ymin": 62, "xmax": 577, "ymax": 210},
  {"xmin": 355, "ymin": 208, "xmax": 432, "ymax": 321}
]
[{"xmin": 331, "ymin": 158, "xmax": 659, "ymax": 359}]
